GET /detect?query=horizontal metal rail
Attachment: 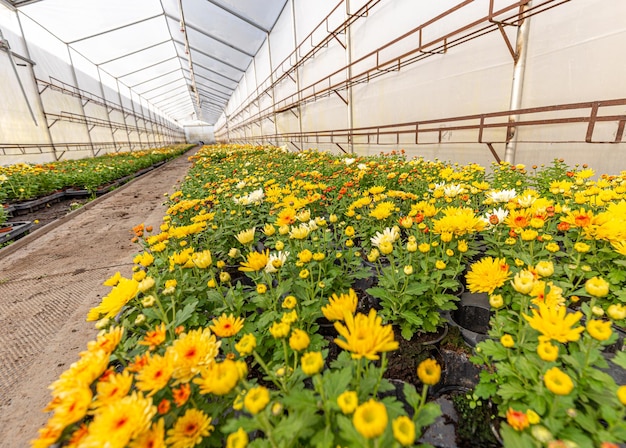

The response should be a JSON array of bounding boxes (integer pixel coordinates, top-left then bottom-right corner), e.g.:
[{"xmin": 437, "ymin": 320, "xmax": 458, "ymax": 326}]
[
  {"xmin": 0, "ymin": 141, "xmax": 184, "ymax": 157},
  {"xmin": 37, "ymin": 77, "xmax": 182, "ymax": 133},
  {"xmin": 221, "ymin": 98, "xmax": 626, "ymax": 155}
]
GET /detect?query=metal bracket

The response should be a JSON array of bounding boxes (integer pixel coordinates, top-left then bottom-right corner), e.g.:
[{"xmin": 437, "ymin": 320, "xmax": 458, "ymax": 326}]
[
  {"xmin": 333, "ymin": 89, "xmax": 348, "ymax": 105},
  {"xmin": 486, "ymin": 142, "xmax": 502, "ymax": 163},
  {"xmin": 335, "ymin": 143, "xmax": 348, "ymax": 154}
]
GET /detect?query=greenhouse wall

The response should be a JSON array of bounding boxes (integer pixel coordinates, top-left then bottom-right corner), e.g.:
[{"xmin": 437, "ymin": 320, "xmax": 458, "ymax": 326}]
[
  {"xmin": 0, "ymin": 2, "xmax": 185, "ymax": 167},
  {"xmin": 216, "ymin": 0, "xmax": 626, "ymax": 175}
]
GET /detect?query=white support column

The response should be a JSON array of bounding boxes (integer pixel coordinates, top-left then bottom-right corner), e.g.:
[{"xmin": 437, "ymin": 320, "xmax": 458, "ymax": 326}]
[{"xmin": 503, "ymin": 1, "xmax": 533, "ymax": 164}]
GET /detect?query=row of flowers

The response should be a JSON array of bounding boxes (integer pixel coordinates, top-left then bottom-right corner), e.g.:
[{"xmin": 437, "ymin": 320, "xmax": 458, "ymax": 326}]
[
  {"xmin": 0, "ymin": 144, "xmax": 194, "ymax": 214},
  {"xmin": 33, "ymin": 144, "xmax": 626, "ymax": 447}
]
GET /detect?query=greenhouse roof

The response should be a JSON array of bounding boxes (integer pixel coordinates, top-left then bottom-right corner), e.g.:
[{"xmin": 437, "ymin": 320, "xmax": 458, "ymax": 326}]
[{"xmin": 6, "ymin": 0, "xmax": 288, "ymax": 125}]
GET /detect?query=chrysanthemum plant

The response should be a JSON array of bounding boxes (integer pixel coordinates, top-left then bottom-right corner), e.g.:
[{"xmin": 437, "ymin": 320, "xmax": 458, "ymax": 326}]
[{"xmin": 470, "ymin": 265, "xmax": 626, "ymax": 447}]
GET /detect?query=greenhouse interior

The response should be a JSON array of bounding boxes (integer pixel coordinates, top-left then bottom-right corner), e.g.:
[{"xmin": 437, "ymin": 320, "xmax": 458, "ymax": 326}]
[{"xmin": 1, "ymin": 0, "xmax": 626, "ymax": 447}]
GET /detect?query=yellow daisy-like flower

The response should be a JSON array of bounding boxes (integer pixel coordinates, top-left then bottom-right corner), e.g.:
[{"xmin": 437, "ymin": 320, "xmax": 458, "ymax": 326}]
[
  {"xmin": 586, "ymin": 319, "xmax": 613, "ymax": 341},
  {"xmin": 500, "ymin": 334, "xmax": 515, "ymax": 348},
  {"xmin": 235, "ymin": 227, "xmax": 256, "ymax": 245},
  {"xmin": 298, "ymin": 249, "xmax": 313, "ymax": 263},
  {"xmin": 194, "ymin": 358, "xmax": 240, "ymax": 396},
  {"xmin": 489, "ymin": 294, "xmax": 504, "ymax": 309},
  {"xmin": 91, "ymin": 371, "xmax": 133, "ymax": 410},
  {"xmin": 87, "ymin": 277, "xmax": 139, "ymax": 321},
  {"xmin": 543, "ymin": 367, "xmax": 574, "ymax": 395},
  {"xmin": 370, "ymin": 201, "xmax": 395, "ymax": 220},
  {"xmin": 337, "ymin": 390, "xmax": 359, "ymax": 414},
  {"xmin": 244, "ymin": 386, "xmax": 270, "ymax": 414},
  {"xmin": 210, "ymin": 313, "xmax": 244, "ymax": 338},
  {"xmin": 301, "ymin": 351, "xmax": 324, "ymax": 376},
  {"xmin": 239, "ymin": 250, "xmax": 270, "ymax": 272},
  {"xmin": 192, "ymin": 249, "xmax": 212, "ymax": 268},
  {"xmin": 353, "ymin": 399, "xmax": 388, "ymax": 439},
  {"xmin": 80, "ymin": 392, "xmax": 156, "ymax": 448},
  {"xmin": 334, "ymin": 309, "xmax": 399, "ymax": 360},
  {"xmin": 166, "ymin": 408, "xmax": 213, "ymax": 448},
  {"xmin": 321, "ymin": 289, "xmax": 358, "ymax": 321},
  {"xmin": 134, "ymin": 252, "xmax": 155, "ymax": 268},
  {"xmin": 135, "ymin": 353, "xmax": 174, "ymax": 397},
  {"xmin": 511, "ymin": 269, "xmax": 536, "ymax": 295},
  {"xmin": 103, "ymin": 271, "xmax": 122, "ymax": 287},
  {"xmin": 417, "ymin": 358, "xmax": 441, "ymax": 385},
  {"xmin": 269, "ymin": 321, "xmax": 291, "ymax": 339},
  {"xmin": 128, "ymin": 418, "xmax": 165, "ymax": 448},
  {"xmin": 47, "ymin": 386, "xmax": 93, "ymax": 430},
  {"xmin": 166, "ymin": 327, "xmax": 221, "ymax": 383},
  {"xmin": 226, "ymin": 427, "xmax": 249, "ymax": 448},
  {"xmin": 585, "ymin": 276, "xmax": 609, "ymax": 298},
  {"xmin": 465, "ymin": 257, "xmax": 511, "ymax": 294},
  {"xmin": 537, "ymin": 341, "xmax": 559, "ymax": 362},
  {"xmin": 235, "ymin": 333, "xmax": 257, "ymax": 356},
  {"xmin": 392, "ymin": 415, "xmax": 415, "ymax": 446},
  {"xmin": 608, "ymin": 304, "xmax": 626, "ymax": 321},
  {"xmin": 289, "ymin": 329, "xmax": 310, "ymax": 351},
  {"xmin": 534, "ymin": 261, "xmax": 554, "ymax": 277},
  {"xmin": 282, "ymin": 295, "xmax": 297, "ymax": 309},
  {"xmin": 523, "ymin": 302, "xmax": 584, "ymax": 344}
]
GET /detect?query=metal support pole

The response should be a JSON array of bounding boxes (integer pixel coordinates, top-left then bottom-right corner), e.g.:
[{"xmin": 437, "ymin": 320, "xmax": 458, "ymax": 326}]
[
  {"xmin": 129, "ymin": 92, "xmax": 143, "ymax": 149},
  {"xmin": 116, "ymin": 79, "xmax": 133, "ymax": 150},
  {"xmin": 290, "ymin": 0, "xmax": 304, "ymax": 150},
  {"xmin": 16, "ymin": 13, "xmax": 57, "ymax": 160},
  {"xmin": 345, "ymin": 0, "xmax": 355, "ymax": 154},
  {"xmin": 96, "ymin": 67, "xmax": 117, "ymax": 152},
  {"xmin": 267, "ymin": 32, "xmax": 279, "ymax": 140},
  {"xmin": 503, "ymin": 1, "xmax": 532, "ymax": 164},
  {"xmin": 67, "ymin": 49, "xmax": 96, "ymax": 157}
]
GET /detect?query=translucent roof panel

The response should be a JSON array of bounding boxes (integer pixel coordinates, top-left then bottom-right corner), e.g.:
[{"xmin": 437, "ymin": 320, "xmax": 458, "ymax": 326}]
[{"xmin": 13, "ymin": 0, "xmax": 288, "ymax": 125}]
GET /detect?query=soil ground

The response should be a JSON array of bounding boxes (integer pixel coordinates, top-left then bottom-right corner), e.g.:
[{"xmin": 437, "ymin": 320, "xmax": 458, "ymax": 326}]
[{"xmin": 0, "ymin": 148, "xmax": 198, "ymax": 448}]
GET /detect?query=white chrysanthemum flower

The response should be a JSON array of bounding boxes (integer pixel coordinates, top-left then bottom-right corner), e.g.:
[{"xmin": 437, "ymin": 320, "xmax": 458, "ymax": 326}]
[
  {"xmin": 247, "ymin": 188, "xmax": 265, "ymax": 204},
  {"xmin": 344, "ymin": 158, "xmax": 356, "ymax": 166},
  {"xmin": 357, "ymin": 163, "xmax": 367, "ymax": 170},
  {"xmin": 443, "ymin": 184, "xmax": 466, "ymax": 198},
  {"xmin": 265, "ymin": 251, "xmax": 290, "ymax": 273},
  {"xmin": 236, "ymin": 181, "xmax": 247, "ymax": 189},
  {"xmin": 486, "ymin": 189, "xmax": 517, "ymax": 203},
  {"xmin": 516, "ymin": 194, "xmax": 536, "ymax": 208},
  {"xmin": 483, "ymin": 208, "xmax": 509, "ymax": 227},
  {"xmin": 370, "ymin": 226, "xmax": 400, "ymax": 248}
]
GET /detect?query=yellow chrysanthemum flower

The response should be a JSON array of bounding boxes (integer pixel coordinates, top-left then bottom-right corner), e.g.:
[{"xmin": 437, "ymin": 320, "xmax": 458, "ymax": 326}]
[
  {"xmin": 337, "ymin": 390, "xmax": 359, "ymax": 414},
  {"xmin": 239, "ymin": 250, "xmax": 269, "ymax": 272},
  {"xmin": 585, "ymin": 276, "xmax": 609, "ymax": 298},
  {"xmin": 301, "ymin": 351, "xmax": 324, "ymax": 376},
  {"xmin": 135, "ymin": 353, "xmax": 174, "ymax": 397},
  {"xmin": 537, "ymin": 341, "xmax": 559, "ymax": 362},
  {"xmin": 269, "ymin": 321, "xmax": 291, "ymax": 339},
  {"xmin": 417, "ymin": 358, "xmax": 442, "ymax": 385},
  {"xmin": 392, "ymin": 415, "xmax": 416, "ymax": 446},
  {"xmin": 244, "ymin": 386, "xmax": 270, "ymax": 414},
  {"xmin": 369, "ymin": 201, "xmax": 395, "ymax": 220},
  {"xmin": 500, "ymin": 334, "xmax": 515, "ymax": 348},
  {"xmin": 129, "ymin": 418, "xmax": 165, "ymax": 448},
  {"xmin": 80, "ymin": 392, "xmax": 156, "ymax": 448},
  {"xmin": 166, "ymin": 327, "xmax": 221, "ymax": 383},
  {"xmin": 226, "ymin": 427, "xmax": 249, "ymax": 448},
  {"xmin": 235, "ymin": 333, "xmax": 257, "ymax": 356},
  {"xmin": 523, "ymin": 303, "xmax": 584, "ymax": 344},
  {"xmin": 511, "ymin": 269, "xmax": 536, "ymax": 295},
  {"xmin": 210, "ymin": 313, "xmax": 244, "ymax": 338},
  {"xmin": 618, "ymin": 385, "xmax": 626, "ymax": 405},
  {"xmin": 321, "ymin": 289, "xmax": 358, "ymax": 322},
  {"xmin": 87, "ymin": 277, "xmax": 139, "ymax": 321},
  {"xmin": 465, "ymin": 257, "xmax": 511, "ymax": 294},
  {"xmin": 192, "ymin": 249, "xmax": 212, "ymax": 268},
  {"xmin": 47, "ymin": 386, "xmax": 92, "ymax": 430},
  {"xmin": 334, "ymin": 309, "xmax": 399, "ymax": 360},
  {"xmin": 91, "ymin": 371, "xmax": 133, "ymax": 410},
  {"xmin": 289, "ymin": 329, "xmax": 310, "ymax": 352},
  {"xmin": 543, "ymin": 367, "xmax": 574, "ymax": 395},
  {"xmin": 353, "ymin": 399, "xmax": 388, "ymax": 439},
  {"xmin": 235, "ymin": 227, "xmax": 255, "ymax": 245},
  {"xmin": 166, "ymin": 408, "xmax": 213, "ymax": 448},
  {"xmin": 194, "ymin": 359, "xmax": 240, "ymax": 396},
  {"xmin": 586, "ymin": 319, "xmax": 613, "ymax": 341}
]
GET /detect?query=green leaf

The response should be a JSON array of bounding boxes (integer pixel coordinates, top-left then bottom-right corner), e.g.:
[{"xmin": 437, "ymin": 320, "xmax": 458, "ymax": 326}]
[
  {"xmin": 414, "ymin": 402, "xmax": 441, "ymax": 430},
  {"xmin": 173, "ymin": 299, "xmax": 198, "ymax": 327},
  {"xmin": 322, "ymin": 366, "xmax": 353, "ymax": 398},
  {"xmin": 479, "ymin": 339, "xmax": 508, "ymax": 361},
  {"xmin": 610, "ymin": 351, "xmax": 626, "ymax": 370},
  {"xmin": 500, "ymin": 423, "xmax": 536, "ymax": 448},
  {"xmin": 498, "ymin": 382, "xmax": 528, "ymax": 401}
]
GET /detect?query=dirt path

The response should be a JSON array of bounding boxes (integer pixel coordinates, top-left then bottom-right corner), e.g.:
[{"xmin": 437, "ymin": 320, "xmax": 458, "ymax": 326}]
[{"xmin": 0, "ymin": 148, "xmax": 198, "ymax": 448}]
